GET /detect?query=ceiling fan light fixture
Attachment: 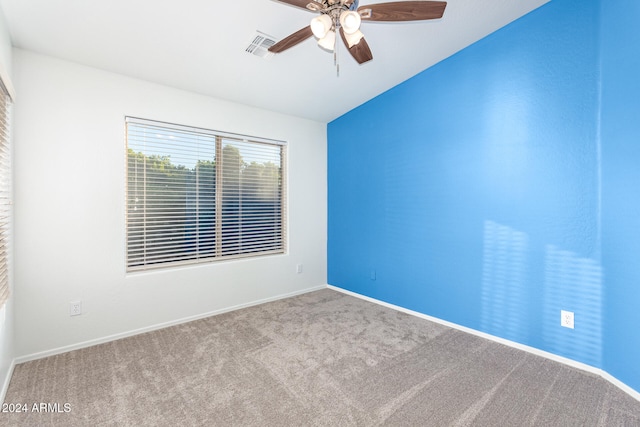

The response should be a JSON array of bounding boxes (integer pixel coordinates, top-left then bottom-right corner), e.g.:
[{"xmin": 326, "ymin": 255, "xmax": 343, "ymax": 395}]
[
  {"xmin": 269, "ymin": 0, "xmax": 448, "ymax": 68},
  {"xmin": 339, "ymin": 10, "xmax": 361, "ymax": 34},
  {"xmin": 311, "ymin": 14, "xmax": 332, "ymax": 39},
  {"xmin": 343, "ymin": 29, "xmax": 364, "ymax": 48},
  {"xmin": 317, "ymin": 29, "xmax": 336, "ymax": 51}
]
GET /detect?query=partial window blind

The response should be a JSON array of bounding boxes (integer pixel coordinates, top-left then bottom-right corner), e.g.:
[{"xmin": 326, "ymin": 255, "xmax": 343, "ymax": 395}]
[
  {"xmin": 0, "ymin": 81, "xmax": 11, "ymax": 308},
  {"xmin": 126, "ymin": 118, "xmax": 286, "ymax": 271}
]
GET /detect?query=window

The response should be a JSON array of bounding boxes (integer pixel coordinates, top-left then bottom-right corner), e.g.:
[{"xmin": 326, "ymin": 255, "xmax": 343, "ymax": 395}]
[
  {"xmin": 0, "ymin": 80, "xmax": 11, "ymax": 308},
  {"xmin": 125, "ymin": 118, "xmax": 286, "ymax": 271}
]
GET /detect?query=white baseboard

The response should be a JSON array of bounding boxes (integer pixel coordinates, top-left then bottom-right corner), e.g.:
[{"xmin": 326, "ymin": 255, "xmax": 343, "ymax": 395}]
[
  {"xmin": 601, "ymin": 371, "xmax": 640, "ymax": 402},
  {"xmin": 14, "ymin": 285, "xmax": 326, "ymax": 365},
  {"xmin": 0, "ymin": 359, "xmax": 15, "ymax": 404},
  {"xmin": 327, "ymin": 284, "xmax": 640, "ymax": 403}
]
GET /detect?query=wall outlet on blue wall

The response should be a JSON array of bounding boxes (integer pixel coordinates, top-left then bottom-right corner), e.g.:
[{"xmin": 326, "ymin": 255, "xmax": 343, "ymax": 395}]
[
  {"xmin": 561, "ymin": 310, "xmax": 575, "ymax": 329},
  {"xmin": 370, "ymin": 270, "xmax": 376, "ymax": 281}
]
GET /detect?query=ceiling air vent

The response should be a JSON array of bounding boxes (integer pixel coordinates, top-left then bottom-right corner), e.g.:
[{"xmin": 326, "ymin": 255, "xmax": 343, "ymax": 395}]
[{"xmin": 246, "ymin": 31, "xmax": 276, "ymax": 60}]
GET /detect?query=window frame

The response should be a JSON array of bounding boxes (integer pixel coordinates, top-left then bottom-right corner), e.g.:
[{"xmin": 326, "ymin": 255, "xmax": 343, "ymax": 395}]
[{"xmin": 125, "ymin": 117, "xmax": 287, "ymax": 272}]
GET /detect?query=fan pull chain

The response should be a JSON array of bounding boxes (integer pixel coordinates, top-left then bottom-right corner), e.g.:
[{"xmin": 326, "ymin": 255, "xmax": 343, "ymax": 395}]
[
  {"xmin": 334, "ymin": 16, "xmax": 340, "ymax": 77},
  {"xmin": 335, "ymin": 35, "xmax": 340, "ymax": 77}
]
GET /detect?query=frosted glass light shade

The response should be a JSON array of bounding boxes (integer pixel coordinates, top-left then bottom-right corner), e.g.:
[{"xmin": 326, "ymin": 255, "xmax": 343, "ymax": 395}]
[
  {"xmin": 339, "ymin": 10, "xmax": 361, "ymax": 35},
  {"xmin": 311, "ymin": 14, "xmax": 332, "ymax": 39},
  {"xmin": 318, "ymin": 30, "xmax": 336, "ymax": 51},
  {"xmin": 343, "ymin": 29, "xmax": 364, "ymax": 48}
]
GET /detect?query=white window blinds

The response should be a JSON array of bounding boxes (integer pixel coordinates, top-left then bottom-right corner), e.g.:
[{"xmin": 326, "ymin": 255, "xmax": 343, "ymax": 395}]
[
  {"xmin": 0, "ymin": 80, "xmax": 11, "ymax": 308},
  {"xmin": 125, "ymin": 117, "xmax": 286, "ymax": 271}
]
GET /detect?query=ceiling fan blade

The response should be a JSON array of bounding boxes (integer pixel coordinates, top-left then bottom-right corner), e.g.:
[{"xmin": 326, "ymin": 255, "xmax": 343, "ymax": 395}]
[
  {"xmin": 272, "ymin": 0, "xmax": 325, "ymax": 12},
  {"xmin": 357, "ymin": 1, "xmax": 446, "ymax": 21},
  {"xmin": 269, "ymin": 26, "xmax": 314, "ymax": 53},
  {"xmin": 340, "ymin": 28, "xmax": 373, "ymax": 64}
]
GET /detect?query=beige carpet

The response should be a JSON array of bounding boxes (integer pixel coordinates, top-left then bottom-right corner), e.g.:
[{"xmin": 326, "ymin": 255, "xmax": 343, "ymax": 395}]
[{"xmin": 3, "ymin": 289, "xmax": 640, "ymax": 426}]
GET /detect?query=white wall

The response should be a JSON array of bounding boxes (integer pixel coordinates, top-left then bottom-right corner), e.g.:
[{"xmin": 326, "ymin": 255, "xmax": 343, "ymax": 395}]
[
  {"xmin": 0, "ymin": 7, "xmax": 10, "ymax": 84},
  {"xmin": 0, "ymin": 3, "xmax": 14, "ymax": 400},
  {"xmin": 12, "ymin": 49, "xmax": 327, "ymax": 358}
]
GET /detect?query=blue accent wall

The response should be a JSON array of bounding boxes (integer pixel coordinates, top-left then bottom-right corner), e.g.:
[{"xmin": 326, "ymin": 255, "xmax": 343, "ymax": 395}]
[
  {"xmin": 329, "ymin": 0, "xmax": 640, "ymax": 392},
  {"xmin": 601, "ymin": 0, "xmax": 640, "ymax": 392}
]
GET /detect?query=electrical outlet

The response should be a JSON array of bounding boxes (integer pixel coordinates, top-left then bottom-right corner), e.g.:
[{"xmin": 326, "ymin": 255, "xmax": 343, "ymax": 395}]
[
  {"xmin": 70, "ymin": 301, "xmax": 82, "ymax": 317},
  {"xmin": 296, "ymin": 264, "xmax": 303, "ymax": 274},
  {"xmin": 370, "ymin": 270, "xmax": 376, "ymax": 280},
  {"xmin": 561, "ymin": 310, "xmax": 574, "ymax": 329}
]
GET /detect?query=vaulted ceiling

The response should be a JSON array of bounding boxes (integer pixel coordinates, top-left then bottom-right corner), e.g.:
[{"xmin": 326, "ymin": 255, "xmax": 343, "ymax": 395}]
[{"xmin": 0, "ymin": 0, "xmax": 550, "ymax": 122}]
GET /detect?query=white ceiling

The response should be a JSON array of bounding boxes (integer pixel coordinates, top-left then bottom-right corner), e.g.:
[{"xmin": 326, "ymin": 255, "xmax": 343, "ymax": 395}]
[{"xmin": 0, "ymin": 0, "xmax": 550, "ymax": 123}]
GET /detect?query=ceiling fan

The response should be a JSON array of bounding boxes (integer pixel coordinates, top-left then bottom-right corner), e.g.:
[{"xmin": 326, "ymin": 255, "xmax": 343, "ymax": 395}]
[{"xmin": 268, "ymin": 0, "xmax": 447, "ymax": 65}]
